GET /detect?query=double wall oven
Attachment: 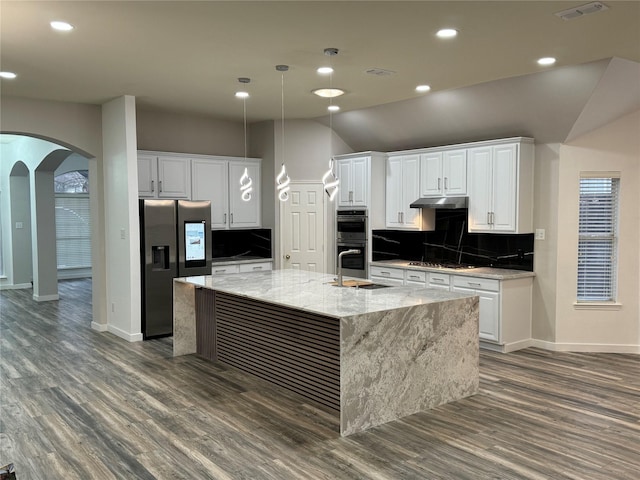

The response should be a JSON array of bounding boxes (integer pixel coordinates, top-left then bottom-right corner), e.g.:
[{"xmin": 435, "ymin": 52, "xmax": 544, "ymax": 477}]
[{"xmin": 336, "ymin": 209, "xmax": 368, "ymax": 279}]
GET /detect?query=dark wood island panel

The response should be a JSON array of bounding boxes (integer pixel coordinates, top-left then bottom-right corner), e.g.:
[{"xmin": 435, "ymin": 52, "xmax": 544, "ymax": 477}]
[{"xmin": 195, "ymin": 289, "xmax": 341, "ymax": 411}]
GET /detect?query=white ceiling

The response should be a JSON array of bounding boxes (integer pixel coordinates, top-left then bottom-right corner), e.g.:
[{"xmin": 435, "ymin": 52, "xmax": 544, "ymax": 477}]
[{"xmin": 1, "ymin": 0, "xmax": 639, "ymax": 124}]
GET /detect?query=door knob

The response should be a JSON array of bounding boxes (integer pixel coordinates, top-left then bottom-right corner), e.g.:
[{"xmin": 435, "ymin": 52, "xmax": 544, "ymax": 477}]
[{"xmin": 285, "ymin": 254, "xmax": 291, "ymax": 259}]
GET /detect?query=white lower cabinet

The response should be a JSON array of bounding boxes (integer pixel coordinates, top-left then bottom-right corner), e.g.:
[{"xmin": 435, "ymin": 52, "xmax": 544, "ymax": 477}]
[
  {"xmin": 451, "ymin": 276, "xmax": 500, "ymax": 342},
  {"xmin": 405, "ymin": 270, "xmax": 427, "ymax": 286},
  {"xmin": 369, "ymin": 265, "xmax": 405, "ymax": 286},
  {"xmin": 370, "ymin": 263, "xmax": 533, "ymax": 352},
  {"xmin": 212, "ymin": 261, "xmax": 272, "ymax": 275},
  {"xmin": 428, "ymin": 272, "xmax": 451, "ymax": 290}
]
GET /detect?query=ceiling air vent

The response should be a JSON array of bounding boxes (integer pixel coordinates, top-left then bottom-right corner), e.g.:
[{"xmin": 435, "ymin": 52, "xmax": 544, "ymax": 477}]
[
  {"xmin": 365, "ymin": 68, "xmax": 396, "ymax": 76},
  {"xmin": 555, "ymin": 2, "xmax": 609, "ymax": 21}
]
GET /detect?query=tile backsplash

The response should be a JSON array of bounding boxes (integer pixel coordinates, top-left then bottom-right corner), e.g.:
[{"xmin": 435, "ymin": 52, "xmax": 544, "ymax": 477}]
[
  {"xmin": 212, "ymin": 228, "xmax": 272, "ymax": 260},
  {"xmin": 372, "ymin": 209, "xmax": 534, "ymax": 271}
]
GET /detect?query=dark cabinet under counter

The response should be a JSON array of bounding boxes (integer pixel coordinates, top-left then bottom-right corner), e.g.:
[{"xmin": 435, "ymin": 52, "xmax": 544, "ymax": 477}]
[{"xmin": 212, "ymin": 228, "xmax": 272, "ymax": 261}]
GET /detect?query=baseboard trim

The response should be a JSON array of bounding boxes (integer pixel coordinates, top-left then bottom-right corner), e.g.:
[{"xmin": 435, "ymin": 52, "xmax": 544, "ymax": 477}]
[
  {"xmin": 33, "ymin": 293, "xmax": 60, "ymax": 302},
  {"xmin": 530, "ymin": 339, "xmax": 640, "ymax": 354},
  {"xmin": 107, "ymin": 324, "xmax": 143, "ymax": 343},
  {"xmin": 0, "ymin": 283, "xmax": 32, "ymax": 291},
  {"xmin": 91, "ymin": 321, "xmax": 108, "ymax": 332}
]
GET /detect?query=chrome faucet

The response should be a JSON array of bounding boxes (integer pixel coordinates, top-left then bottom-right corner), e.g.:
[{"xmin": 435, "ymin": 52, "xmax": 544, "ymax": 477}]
[{"xmin": 337, "ymin": 249, "xmax": 361, "ymax": 287}]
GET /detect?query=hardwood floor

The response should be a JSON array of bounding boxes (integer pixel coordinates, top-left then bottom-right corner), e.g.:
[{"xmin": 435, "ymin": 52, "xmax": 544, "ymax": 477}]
[{"xmin": 1, "ymin": 279, "xmax": 638, "ymax": 479}]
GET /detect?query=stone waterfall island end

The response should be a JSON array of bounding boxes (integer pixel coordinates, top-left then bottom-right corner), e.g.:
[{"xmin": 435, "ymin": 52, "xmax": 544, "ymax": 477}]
[{"xmin": 173, "ymin": 269, "xmax": 479, "ymax": 436}]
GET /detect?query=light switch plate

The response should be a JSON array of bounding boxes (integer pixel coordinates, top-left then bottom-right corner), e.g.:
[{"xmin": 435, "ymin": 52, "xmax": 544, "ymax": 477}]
[
  {"xmin": 15, "ymin": 222, "xmax": 23, "ymax": 229},
  {"xmin": 535, "ymin": 228, "xmax": 545, "ymax": 240}
]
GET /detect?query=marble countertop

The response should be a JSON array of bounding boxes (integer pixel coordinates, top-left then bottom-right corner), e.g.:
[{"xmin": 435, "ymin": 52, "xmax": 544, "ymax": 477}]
[
  {"xmin": 211, "ymin": 257, "xmax": 273, "ymax": 266},
  {"xmin": 370, "ymin": 260, "xmax": 536, "ymax": 280},
  {"xmin": 177, "ymin": 269, "xmax": 475, "ymax": 318}
]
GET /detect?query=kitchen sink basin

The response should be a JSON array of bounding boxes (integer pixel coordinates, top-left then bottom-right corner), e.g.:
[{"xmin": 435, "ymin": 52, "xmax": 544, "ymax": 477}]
[{"xmin": 354, "ymin": 283, "xmax": 391, "ymax": 289}]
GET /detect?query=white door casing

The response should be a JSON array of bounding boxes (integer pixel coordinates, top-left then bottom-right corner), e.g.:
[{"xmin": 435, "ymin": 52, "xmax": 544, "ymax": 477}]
[{"xmin": 280, "ymin": 183, "xmax": 326, "ymax": 272}]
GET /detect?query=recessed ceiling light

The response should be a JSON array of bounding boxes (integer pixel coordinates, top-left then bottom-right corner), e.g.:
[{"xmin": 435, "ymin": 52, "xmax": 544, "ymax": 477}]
[
  {"xmin": 0, "ymin": 71, "xmax": 17, "ymax": 79},
  {"xmin": 317, "ymin": 67, "xmax": 334, "ymax": 75},
  {"xmin": 537, "ymin": 57, "xmax": 556, "ymax": 66},
  {"xmin": 415, "ymin": 85, "xmax": 431, "ymax": 93},
  {"xmin": 235, "ymin": 91, "xmax": 249, "ymax": 98},
  {"xmin": 436, "ymin": 28, "xmax": 458, "ymax": 38},
  {"xmin": 312, "ymin": 88, "xmax": 345, "ymax": 98},
  {"xmin": 50, "ymin": 21, "xmax": 74, "ymax": 31},
  {"xmin": 328, "ymin": 105, "xmax": 340, "ymax": 112}
]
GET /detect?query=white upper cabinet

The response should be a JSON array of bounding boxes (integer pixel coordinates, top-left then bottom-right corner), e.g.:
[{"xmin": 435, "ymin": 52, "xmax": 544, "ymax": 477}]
[
  {"xmin": 467, "ymin": 139, "xmax": 533, "ymax": 233},
  {"xmin": 228, "ymin": 160, "xmax": 261, "ymax": 229},
  {"xmin": 137, "ymin": 153, "xmax": 190, "ymax": 199},
  {"xmin": 420, "ymin": 149, "xmax": 467, "ymax": 197},
  {"xmin": 139, "ymin": 151, "xmax": 262, "ymax": 230},
  {"xmin": 191, "ymin": 158, "xmax": 229, "ymax": 229},
  {"xmin": 337, "ymin": 156, "xmax": 370, "ymax": 208},
  {"xmin": 137, "ymin": 154, "xmax": 157, "ymax": 198},
  {"xmin": 386, "ymin": 154, "xmax": 433, "ymax": 230}
]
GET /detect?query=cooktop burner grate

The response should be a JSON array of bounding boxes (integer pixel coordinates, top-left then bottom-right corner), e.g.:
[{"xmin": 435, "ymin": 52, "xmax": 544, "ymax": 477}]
[{"xmin": 407, "ymin": 261, "xmax": 477, "ymax": 270}]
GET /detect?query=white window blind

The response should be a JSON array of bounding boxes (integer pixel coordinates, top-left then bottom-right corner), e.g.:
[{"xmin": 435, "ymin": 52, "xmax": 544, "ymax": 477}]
[
  {"xmin": 577, "ymin": 177, "xmax": 619, "ymax": 302},
  {"xmin": 55, "ymin": 194, "xmax": 91, "ymax": 269}
]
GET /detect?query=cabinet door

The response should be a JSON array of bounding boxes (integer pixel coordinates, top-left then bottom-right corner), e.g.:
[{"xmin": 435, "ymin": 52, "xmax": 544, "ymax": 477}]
[
  {"xmin": 191, "ymin": 159, "xmax": 229, "ymax": 229},
  {"xmin": 420, "ymin": 152, "xmax": 443, "ymax": 196},
  {"xmin": 137, "ymin": 154, "xmax": 157, "ymax": 198},
  {"xmin": 477, "ymin": 289, "xmax": 500, "ymax": 342},
  {"xmin": 337, "ymin": 159, "xmax": 353, "ymax": 207},
  {"xmin": 401, "ymin": 154, "xmax": 421, "ymax": 228},
  {"xmin": 228, "ymin": 161, "xmax": 261, "ymax": 228},
  {"xmin": 350, "ymin": 157, "xmax": 369, "ymax": 207},
  {"xmin": 385, "ymin": 156, "xmax": 404, "ymax": 228},
  {"xmin": 157, "ymin": 155, "xmax": 191, "ymax": 199},
  {"xmin": 443, "ymin": 149, "xmax": 467, "ymax": 195},
  {"xmin": 467, "ymin": 147, "xmax": 493, "ymax": 232},
  {"xmin": 491, "ymin": 144, "xmax": 518, "ymax": 232}
]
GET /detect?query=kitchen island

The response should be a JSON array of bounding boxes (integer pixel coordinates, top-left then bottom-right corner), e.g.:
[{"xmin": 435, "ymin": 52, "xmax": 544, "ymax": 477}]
[{"xmin": 173, "ymin": 270, "xmax": 479, "ymax": 436}]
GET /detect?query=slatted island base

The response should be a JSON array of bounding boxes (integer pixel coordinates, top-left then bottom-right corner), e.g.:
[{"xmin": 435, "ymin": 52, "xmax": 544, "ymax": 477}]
[{"xmin": 173, "ymin": 270, "xmax": 479, "ymax": 436}]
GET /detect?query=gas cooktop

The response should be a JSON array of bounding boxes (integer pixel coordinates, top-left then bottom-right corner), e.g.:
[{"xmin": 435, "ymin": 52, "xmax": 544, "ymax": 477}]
[{"xmin": 407, "ymin": 261, "xmax": 477, "ymax": 270}]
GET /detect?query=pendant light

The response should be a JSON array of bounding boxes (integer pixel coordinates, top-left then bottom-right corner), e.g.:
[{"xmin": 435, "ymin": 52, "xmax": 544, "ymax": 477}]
[
  {"xmin": 275, "ymin": 64, "xmax": 291, "ymax": 202},
  {"xmin": 236, "ymin": 77, "xmax": 253, "ymax": 202},
  {"xmin": 321, "ymin": 48, "xmax": 340, "ymax": 201}
]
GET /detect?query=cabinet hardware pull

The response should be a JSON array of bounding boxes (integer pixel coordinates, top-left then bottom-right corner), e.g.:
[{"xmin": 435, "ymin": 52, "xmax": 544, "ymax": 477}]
[
  {"xmin": 159, "ymin": 180, "xmax": 163, "ymax": 192},
  {"xmin": 444, "ymin": 177, "xmax": 448, "ymax": 190},
  {"xmin": 230, "ymin": 213, "xmax": 233, "ymax": 224},
  {"xmin": 214, "ymin": 270, "xmax": 225, "ymax": 274},
  {"xmin": 432, "ymin": 278, "xmax": 444, "ymax": 282},
  {"xmin": 401, "ymin": 212, "xmax": 404, "ymax": 223},
  {"xmin": 487, "ymin": 212, "xmax": 491, "ymax": 225},
  {"xmin": 490, "ymin": 212, "xmax": 495, "ymax": 225},
  {"xmin": 253, "ymin": 266, "xmax": 262, "ymax": 270},
  {"xmin": 468, "ymin": 282, "xmax": 481, "ymax": 287},
  {"xmin": 223, "ymin": 213, "xmax": 227, "ymax": 224},
  {"xmin": 285, "ymin": 254, "xmax": 290, "ymax": 259},
  {"xmin": 381, "ymin": 271, "xmax": 390, "ymax": 276},
  {"xmin": 409, "ymin": 275, "xmax": 420, "ymax": 279},
  {"xmin": 151, "ymin": 180, "xmax": 155, "ymax": 192}
]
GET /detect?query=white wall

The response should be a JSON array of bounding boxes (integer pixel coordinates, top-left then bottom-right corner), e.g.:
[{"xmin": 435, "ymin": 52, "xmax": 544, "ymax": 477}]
[
  {"xmin": 136, "ymin": 109, "xmax": 244, "ymax": 157},
  {"xmin": 102, "ymin": 96, "xmax": 142, "ymax": 342},
  {"xmin": 550, "ymin": 110, "xmax": 640, "ymax": 352}
]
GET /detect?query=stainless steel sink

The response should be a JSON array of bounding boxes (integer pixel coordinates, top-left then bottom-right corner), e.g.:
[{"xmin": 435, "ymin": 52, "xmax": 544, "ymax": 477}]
[{"xmin": 354, "ymin": 283, "xmax": 391, "ymax": 290}]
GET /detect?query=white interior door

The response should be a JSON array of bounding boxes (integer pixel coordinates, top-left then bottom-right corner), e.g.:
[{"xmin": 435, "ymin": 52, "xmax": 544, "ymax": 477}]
[{"xmin": 281, "ymin": 183, "xmax": 325, "ymax": 272}]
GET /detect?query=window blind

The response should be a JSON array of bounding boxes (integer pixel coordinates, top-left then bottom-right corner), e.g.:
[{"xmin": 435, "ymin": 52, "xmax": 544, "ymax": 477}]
[
  {"xmin": 577, "ymin": 177, "xmax": 619, "ymax": 302},
  {"xmin": 55, "ymin": 195, "xmax": 91, "ymax": 269}
]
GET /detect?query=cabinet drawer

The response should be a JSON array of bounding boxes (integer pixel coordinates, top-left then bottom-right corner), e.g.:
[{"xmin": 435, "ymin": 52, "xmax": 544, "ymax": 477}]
[
  {"xmin": 405, "ymin": 270, "xmax": 427, "ymax": 283},
  {"xmin": 370, "ymin": 265, "xmax": 404, "ymax": 280},
  {"xmin": 453, "ymin": 275, "xmax": 499, "ymax": 292},
  {"xmin": 239, "ymin": 262, "xmax": 272, "ymax": 273},
  {"xmin": 428, "ymin": 272, "xmax": 451, "ymax": 286},
  {"xmin": 212, "ymin": 265, "xmax": 240, "ymax": 275}
]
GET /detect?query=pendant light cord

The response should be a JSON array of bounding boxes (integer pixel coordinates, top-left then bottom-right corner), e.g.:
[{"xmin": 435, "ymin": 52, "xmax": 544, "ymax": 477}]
[
  {"xmin": 243, "ymin": 96, "xmax": 248, "ymax": 161},
  {"xmin": 281, "ymin": 71, "xmax": 285, "ymax": 166}
]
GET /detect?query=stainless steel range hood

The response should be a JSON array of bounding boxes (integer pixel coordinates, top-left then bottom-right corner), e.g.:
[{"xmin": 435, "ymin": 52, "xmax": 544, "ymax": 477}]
[{"xmin": 409, "ymin": 196, "xmax": 468, "ymax": 209}]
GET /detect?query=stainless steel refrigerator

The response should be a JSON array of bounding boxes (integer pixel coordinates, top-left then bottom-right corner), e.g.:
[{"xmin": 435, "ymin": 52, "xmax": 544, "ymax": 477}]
[{"xmin": 139, "ymin": 199, "xmax": 212, "ymax": 339}]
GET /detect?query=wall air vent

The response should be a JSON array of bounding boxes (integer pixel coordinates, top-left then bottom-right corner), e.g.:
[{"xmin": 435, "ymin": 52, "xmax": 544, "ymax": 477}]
[
  {"xmin": 555, "ymin": 2, "xmax": 609, "ymax": 21},
  {"xmin": 365, "ymin": 68, "xmax": 396, "ymax": 76}
]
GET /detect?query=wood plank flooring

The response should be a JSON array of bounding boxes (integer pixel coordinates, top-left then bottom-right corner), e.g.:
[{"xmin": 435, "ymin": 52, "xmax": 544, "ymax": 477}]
[{"xmin": 1, "ymin": 279, "xmax": 638, "ymax": 479}]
